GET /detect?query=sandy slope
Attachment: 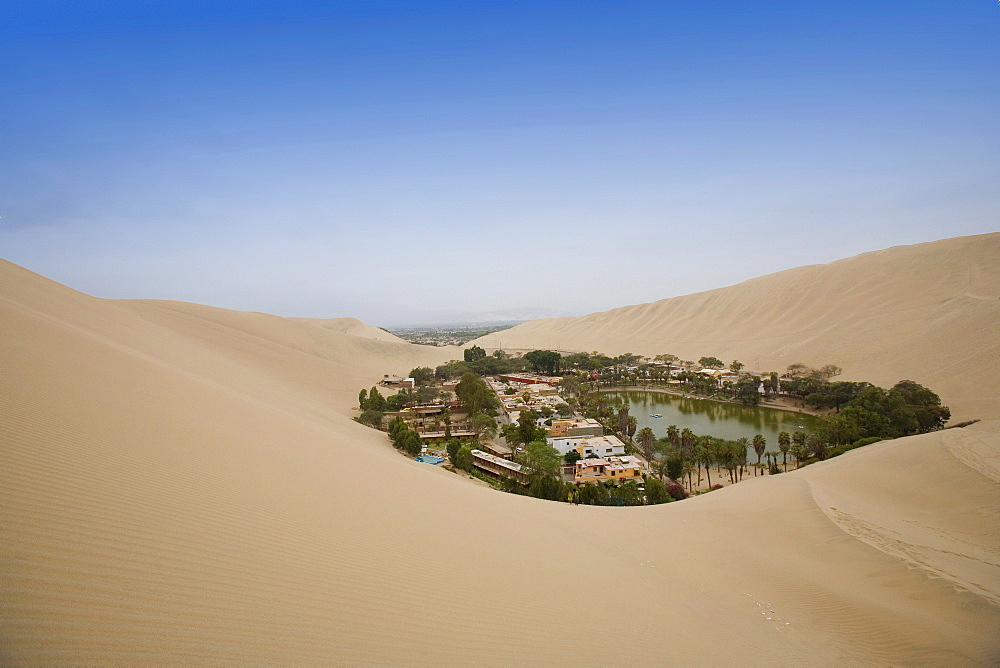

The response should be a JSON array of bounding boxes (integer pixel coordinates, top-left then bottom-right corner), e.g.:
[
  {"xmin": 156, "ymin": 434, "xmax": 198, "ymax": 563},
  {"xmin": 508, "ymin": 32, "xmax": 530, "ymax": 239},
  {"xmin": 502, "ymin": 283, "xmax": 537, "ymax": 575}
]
[
  {"xmin": 2, "ymin": 257, "xmax": 999, "ymax": 664},
  {"xmin": 472, "ymin": 233, "xmax": 1000, "ymax": 422},
  {"xmin": 289, "ymin": 315, "xmax": 406, "ymax": 344}
]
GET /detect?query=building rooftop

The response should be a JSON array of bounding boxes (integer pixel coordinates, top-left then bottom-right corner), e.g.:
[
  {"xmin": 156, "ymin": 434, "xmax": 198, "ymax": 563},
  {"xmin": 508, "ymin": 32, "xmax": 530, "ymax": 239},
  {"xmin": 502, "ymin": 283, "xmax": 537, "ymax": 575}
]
[
  {"xmin": 472, "ymin": 449, "xmax": 524, "ymax": 472},
  {"xmin": 578, "ymin": 435, "xmax": 625, "ymax": 448}
]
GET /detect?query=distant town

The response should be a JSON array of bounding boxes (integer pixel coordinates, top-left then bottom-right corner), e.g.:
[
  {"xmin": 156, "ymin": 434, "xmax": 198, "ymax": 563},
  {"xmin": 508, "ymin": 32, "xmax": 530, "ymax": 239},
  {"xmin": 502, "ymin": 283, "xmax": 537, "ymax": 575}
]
[{"xmin": 386, "ymin": 324, "xmax": 516, "ymax": 347}]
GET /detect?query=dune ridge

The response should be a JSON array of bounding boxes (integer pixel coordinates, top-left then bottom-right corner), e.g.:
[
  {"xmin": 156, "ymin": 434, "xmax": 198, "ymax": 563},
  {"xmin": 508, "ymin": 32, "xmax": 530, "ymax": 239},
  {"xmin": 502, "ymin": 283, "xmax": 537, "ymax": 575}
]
[
  {"xmin": 472, "ymin": 233, "xmax": 1000, "ymax": 422},
  {"xmin": 289, "ymin": 315, "xmax": 406, "ymax": 344},
  {"xmin": 2, "ymin": 255, "xmax": 999, "ymax": 664}
]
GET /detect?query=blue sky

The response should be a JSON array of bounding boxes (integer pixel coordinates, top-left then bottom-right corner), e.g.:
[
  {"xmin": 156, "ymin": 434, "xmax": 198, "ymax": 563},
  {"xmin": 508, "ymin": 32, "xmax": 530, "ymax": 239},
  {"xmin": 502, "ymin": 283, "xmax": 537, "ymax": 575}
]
[{"xmin": 2, "ymin": 1, "xmax": 997, "ymax": 325}]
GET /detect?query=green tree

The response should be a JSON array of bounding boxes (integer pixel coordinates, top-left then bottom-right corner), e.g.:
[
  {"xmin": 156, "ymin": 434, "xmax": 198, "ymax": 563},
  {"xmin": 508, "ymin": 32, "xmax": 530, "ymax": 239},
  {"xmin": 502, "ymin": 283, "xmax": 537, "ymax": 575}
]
[
  {"xmin": 777, "ymin": 431, "xmax": 791, "ymax": 472},
  {"xmin": 680, "ymin": 428, "xmax": 696, "ymax": 456},
  {"xmin": 666, "ymin": 456, "xmax": 684, "ymax": 482},
  {"xmin": 609, "ymin": 480, "xmax": 644, "ymax": 506},
  {"xmin": 455, "ymin": 372, "xmax": 498, "ymax": 417},
  {"xmin": 435, "ymin": 362, "xmax": 466, "ymax": 381},
  {"xmin": 516, "ymin": 440, "xmax": 562, "ymax": 479},
  {"xmin": 400, "ymin": 430, "xmax": 423, "ymax": 457},
  {"xmin": 752, "ymin": 434, "xmax": 766, "ymax": 473},
  {"xmin": 464, "ymin": 345, "xmax": 486, "ymax": 362},
  {"xmin": 890, "ymin": 380, "xmax": 950, "ymax": 432},
  {"xmin": 356, "ymin": 409, "xmax": 384, "ymax": 427},
  {"xmin": 734, "ymin": 378, "xmax": 760, "ymax": 405},
  {"xmin": 513, "ymin": 410, "xmax": 547, "ymax": 448},
  {"xmin": 791, "ymin": 431, "xmax": 808, "ymax": 467},
  {"xmin": 666, "ymin": 424, "xmax": 680, "ymax": 450},
  {"xmin": 446, "ymin": 438, "xmax": 462, "ymax": 463},
  {"xmin": 699, "ymin": 356, "xmax": 724, "ymax": 369},
  {"xmin": 735, "ymin": 437, "xmax": 750, "ymax": 480},
  {"xmin": 409, "ymin": 367, "xmax": 434, "ymax": 385},
  {"xmin": 415, "ymin": 385, "xmax": 439, "ymax": 404},
  {"xmin": 578, "ymin": 482, "xmax": 610, "ymax": 506},
  {"xmin": 368, "ymin": 386, "xmax": 387, "ymax": 412},
  {"xmin": 524, "ymin": 350, "xmax": 562, "ymax": 375},
  {"xmin": 644, "ymin": 475, "xmax": 672, "ymax": 505},
  {"xmin": 470, "ymin": 414, "xmax": 498, "ymax": 444},
  {"xmin": 729, "ymin": 360, "xmax": 744, "ymax": 373},
  {"xmin": 528, "ymin": 475, "xmax": 567, "ymax": 501},
  {"xmin": 387, "ymin": 416, "xmax": 407, "ymax": 442},
  {"xmin": 453, "ymin": 444, "xmax": 475, "ymax": 471},
  {"xmin": 807, "ymin": 433, "xmax": 827, "ymax": 461},
  {"xmin": 695, "ymin": 437, "xmax": 714, "ymax": 487},
  {"xmin": 613, "ymin": 402, "xmax": 627, "ymax": 435},
  {"xmin": 358, "ymin": 388, "xmax": 368, "ymax": 410},
  {"xmin": 636, "ymin": 427, "xmax": 656, "ymax": 463},
  {"xmin": 385, "ymin": 391, "xmax": 410, "ymax": 411}
]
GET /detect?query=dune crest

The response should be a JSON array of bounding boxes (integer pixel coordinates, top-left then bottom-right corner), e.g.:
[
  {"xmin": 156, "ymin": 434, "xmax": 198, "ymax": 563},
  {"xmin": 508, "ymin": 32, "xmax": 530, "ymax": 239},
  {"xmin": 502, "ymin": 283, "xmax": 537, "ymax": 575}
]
[
  {"xmin": 473, "ymin": 233, "xmax": 1000, "ymax": 422},
  {"xmin": 2, "ymin": 255, "xmax": 999, "ymax": 664},
  {"xmin": 289, "ymin": 315, "xmax": 406, "ymax": 343}
]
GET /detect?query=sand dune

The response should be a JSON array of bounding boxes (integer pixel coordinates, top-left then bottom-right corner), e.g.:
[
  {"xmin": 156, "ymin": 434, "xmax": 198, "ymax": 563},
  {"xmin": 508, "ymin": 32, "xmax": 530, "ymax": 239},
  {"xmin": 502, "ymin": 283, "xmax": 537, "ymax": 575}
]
[
  {"xmin": 473, "ymin": 233, "xmax": 1000, "ymax": 422},
  {"xmin": 289, "ymin": 315, "xmax": 406, "ymax": 344},
  {"xmin": 2, "ymin": 256, "xmax": 999, "ymax": 663}
]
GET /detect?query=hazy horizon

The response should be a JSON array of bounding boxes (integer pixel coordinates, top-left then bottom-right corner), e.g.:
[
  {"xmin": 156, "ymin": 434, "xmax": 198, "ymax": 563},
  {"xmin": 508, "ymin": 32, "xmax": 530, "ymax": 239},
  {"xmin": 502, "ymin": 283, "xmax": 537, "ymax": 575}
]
[{"xmin": 3, "ymin": 1, "xmax": 998, "ymax": 324}]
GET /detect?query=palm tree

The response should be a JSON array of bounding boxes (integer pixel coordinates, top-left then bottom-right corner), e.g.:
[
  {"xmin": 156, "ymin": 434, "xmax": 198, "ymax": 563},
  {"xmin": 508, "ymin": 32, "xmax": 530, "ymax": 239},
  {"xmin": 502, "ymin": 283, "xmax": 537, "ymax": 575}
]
[
  {"xmin": 752, "ymin": 434, "xmax": 766, "ymax": 475},
  {"xmin": 666, "ymin": 424, "xmax": 680, "ymax": 450},
  {"xmin": 789, "ymin": 441, "xmax": 807, "ymax": 468},
  {"xmin": 654, "ymin": 455, "xmax": 672, "ymax": 483},
  {"xmin": 700, "ymin": 440, "xmax": 714, "ymax": 488},
  {"xmin": 736, "ymin": 437, "xmax": 750, "ymax": 480},
  {"xmin": 791, "ymin": 431, "xmax": 807, "ymax": 467},
  {"xmin": 617, "ymin": 402, "xmax": 630, "ymax": 436},
  {"xmin": 636, "ymin": 427, "xmax": 656, "ymax": 463},
  {"xmin": 778, "ymin": 431, "xmax": 791, "ymax": 472},
  {"xmin": 682, "ymin": 458, "xmax": 695, "ymax": 493},
  {"xmin": 807, "ymin": 433, "xmax": 827, "ymax": 461},
  {"xmin": 723, "ymin": 440, "xmax": 743, "ymax": 483},
  {"xmin": 680, "ymin": 428, "xmax": 696, "ymax": 457},
  {"xmin": 695, "ymin": 436, "xmax": 714, "ymax": 487},
  {"xmin": 627, "ymin": 415, "xmax": 638, "ymax": 441}
]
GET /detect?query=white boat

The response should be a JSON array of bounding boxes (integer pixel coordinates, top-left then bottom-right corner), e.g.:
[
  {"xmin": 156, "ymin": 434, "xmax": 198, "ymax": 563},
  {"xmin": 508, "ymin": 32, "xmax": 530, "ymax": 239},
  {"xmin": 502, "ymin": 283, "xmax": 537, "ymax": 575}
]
[{"xmin": 650, "ymin": 413, "xmax": 663, "ymax": 418}]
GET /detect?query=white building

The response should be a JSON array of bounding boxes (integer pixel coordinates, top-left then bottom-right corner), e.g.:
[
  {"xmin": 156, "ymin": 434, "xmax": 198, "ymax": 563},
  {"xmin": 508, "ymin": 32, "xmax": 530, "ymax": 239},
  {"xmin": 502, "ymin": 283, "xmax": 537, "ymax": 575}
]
[{"xmin": 577, "ymin": 435, "xmax": 627, "ymax": 458}]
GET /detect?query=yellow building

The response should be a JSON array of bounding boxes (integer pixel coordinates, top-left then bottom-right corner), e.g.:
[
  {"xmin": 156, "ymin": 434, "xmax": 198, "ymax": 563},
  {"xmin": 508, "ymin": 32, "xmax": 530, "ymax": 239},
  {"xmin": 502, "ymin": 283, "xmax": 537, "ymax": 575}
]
[
  {"xmin": 548, "ymin": 418, "xmax": 603, "ymax": 439},
  {"xmin": 574, "ymin": 455, "xmax": 646, "ymax": 484}
]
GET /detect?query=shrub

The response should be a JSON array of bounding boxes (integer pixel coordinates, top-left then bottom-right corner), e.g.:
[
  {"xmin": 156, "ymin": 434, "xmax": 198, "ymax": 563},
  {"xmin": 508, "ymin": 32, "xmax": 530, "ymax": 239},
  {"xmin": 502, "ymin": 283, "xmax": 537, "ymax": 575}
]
[
  {"xmin": 453, "ymin": 444, "xmax": 474, "ymax": 471},
  {"xmin": 446, "ymin": 438, "xmax": 462, "ymax": 463},
  {"xmin": 644, "ymin": 476, "xmax": 672, "ymax": 505},
  {"xmin": 666, "ymin": 483, "xmax": 688, "ymax": 501},
  {"xmin": 356, "ymin": 409, "xmax": 384, "ymax": 428},
  {"xmin": 400, "ymin": 430, "xmax": 423, "ymax": 457}
]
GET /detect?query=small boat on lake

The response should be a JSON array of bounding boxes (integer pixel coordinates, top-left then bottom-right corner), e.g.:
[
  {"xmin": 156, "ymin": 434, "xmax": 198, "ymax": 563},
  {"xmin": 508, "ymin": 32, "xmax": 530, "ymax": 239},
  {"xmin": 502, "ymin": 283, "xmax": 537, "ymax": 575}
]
[{"xmin": 650, "ymin": 413, "xmax": 663, "ymax": 418}]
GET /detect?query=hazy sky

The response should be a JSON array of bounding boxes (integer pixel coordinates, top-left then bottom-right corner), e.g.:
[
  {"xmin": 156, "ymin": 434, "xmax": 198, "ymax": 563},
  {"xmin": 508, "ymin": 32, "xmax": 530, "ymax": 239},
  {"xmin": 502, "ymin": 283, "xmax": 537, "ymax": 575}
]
[{"xmin": 2, "ymin": 1, "xmax": 998, "ymax": 325}]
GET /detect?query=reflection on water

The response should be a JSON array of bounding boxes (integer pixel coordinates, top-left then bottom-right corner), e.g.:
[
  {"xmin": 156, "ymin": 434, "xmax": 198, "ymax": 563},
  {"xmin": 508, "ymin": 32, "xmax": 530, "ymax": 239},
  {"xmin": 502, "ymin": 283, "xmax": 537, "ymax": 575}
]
[{"xmin": 604, "ymin": 391, "xmax": 821, "ymax": 455}]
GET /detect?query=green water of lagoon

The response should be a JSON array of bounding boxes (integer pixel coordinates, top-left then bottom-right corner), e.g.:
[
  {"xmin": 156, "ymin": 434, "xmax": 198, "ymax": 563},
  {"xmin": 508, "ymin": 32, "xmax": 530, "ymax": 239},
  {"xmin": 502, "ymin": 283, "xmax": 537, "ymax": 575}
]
[{"xmin": 603, "ymin": 390, "xmax": 821, "ymax": 457}]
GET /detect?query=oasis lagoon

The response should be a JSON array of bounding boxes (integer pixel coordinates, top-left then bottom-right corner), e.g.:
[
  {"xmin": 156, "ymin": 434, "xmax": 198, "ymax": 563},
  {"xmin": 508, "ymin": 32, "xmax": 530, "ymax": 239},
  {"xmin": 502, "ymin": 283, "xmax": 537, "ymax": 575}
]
[{"xmin": 602, "ymin": 390, "xmax": 822, "ymax": 458}]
